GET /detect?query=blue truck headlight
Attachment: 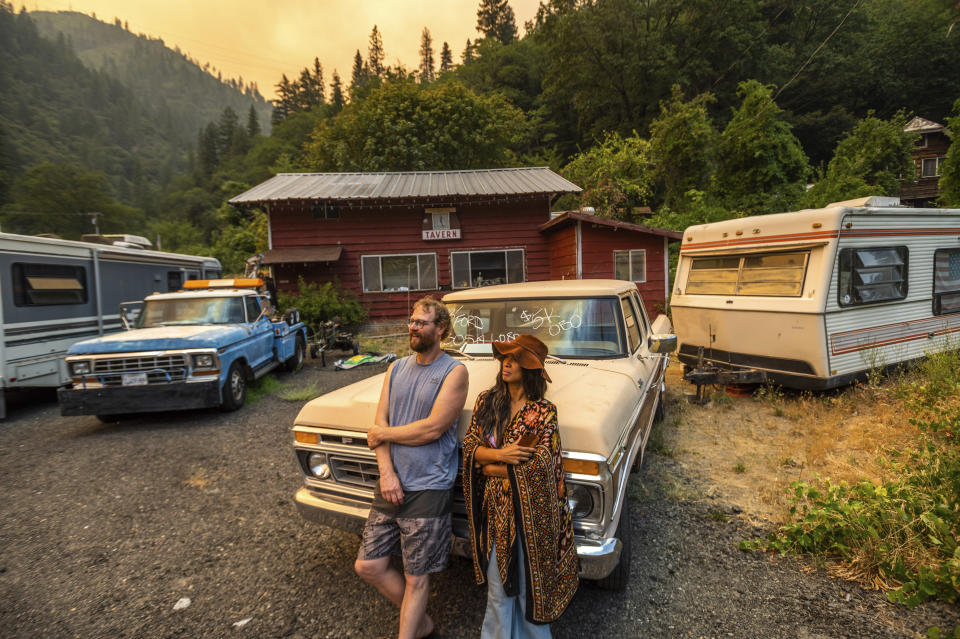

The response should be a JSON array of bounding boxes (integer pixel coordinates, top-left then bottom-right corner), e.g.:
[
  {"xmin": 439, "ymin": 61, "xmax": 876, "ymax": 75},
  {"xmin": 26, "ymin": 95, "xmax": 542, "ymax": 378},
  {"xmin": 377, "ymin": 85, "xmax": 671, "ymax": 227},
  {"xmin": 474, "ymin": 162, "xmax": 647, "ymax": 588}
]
[
  {"xmin": 191, "ymin": 353, "xmax": 216, "ymax": 369},
  {"xmin": 70, "ymin": 361, "xmax": 91, "ymax": 375}
]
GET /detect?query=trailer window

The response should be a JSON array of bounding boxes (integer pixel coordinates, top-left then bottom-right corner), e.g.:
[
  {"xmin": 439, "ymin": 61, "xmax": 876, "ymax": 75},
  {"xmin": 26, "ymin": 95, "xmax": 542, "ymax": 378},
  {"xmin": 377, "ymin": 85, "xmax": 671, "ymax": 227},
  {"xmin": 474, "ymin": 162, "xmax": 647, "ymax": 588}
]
[
  {"xmin": 12, "ymin": 263, "xmax": 87, "ymax": 306},
  {"xmin": 838, "ymin": 247, "xmax": 908, "ymax": 306},
  {"xmin": 933, "ymin": 248, "xmax": 960, "ymax": 315},
  {"xmin": 686, "ymin": 252, "xmax": 808, "ymax": 296}
]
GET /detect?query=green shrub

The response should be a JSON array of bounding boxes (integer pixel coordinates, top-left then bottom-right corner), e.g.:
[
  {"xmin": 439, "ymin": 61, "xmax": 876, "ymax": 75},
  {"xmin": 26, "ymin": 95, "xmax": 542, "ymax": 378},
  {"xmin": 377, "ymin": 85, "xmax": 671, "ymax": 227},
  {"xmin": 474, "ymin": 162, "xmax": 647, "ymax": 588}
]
[
  {"xmin": 277, "ymin": 276, "xmax": 367, "ymax": 334},
  {"xmin": 740, "ymin": 348, "xmax": 960, "ymax": 608}
]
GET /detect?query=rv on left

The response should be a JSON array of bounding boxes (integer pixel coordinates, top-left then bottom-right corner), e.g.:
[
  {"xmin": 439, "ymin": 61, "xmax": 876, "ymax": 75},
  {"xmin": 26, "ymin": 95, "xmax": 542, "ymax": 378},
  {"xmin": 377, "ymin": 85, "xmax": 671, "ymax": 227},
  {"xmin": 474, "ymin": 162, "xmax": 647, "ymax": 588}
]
[{"xmin": 0, "ymin": 232, "xmax": 221, "ymax": 419}]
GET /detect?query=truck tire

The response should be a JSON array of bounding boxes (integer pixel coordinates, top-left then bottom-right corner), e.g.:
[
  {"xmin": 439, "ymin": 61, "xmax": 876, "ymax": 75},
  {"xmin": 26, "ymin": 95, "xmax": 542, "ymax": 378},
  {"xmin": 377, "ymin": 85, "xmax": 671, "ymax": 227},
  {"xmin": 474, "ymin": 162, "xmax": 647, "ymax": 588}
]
[
  {"xmin": 285, "ymin": 335, "xmax": 305, "ymax": 372},
  {"xmin": 594, "ymin": 500, "xmax": 632, "ymax": 591},
  {"xmin": 221, "ymin": 361, "xmax": 246, "ymax": 412},
  {"xmin": 654, "ymin": 387, "xmax": 665, "ymax": 423}
]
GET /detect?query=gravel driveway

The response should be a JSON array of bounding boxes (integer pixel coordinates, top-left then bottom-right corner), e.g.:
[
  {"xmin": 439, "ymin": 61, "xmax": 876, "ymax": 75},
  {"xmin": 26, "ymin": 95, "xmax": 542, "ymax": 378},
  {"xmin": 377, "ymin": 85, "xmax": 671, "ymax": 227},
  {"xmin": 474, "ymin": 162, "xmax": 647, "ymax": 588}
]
[{"xmin": 0, "ymin": 360, "xmax": 955, "ymax": 638}]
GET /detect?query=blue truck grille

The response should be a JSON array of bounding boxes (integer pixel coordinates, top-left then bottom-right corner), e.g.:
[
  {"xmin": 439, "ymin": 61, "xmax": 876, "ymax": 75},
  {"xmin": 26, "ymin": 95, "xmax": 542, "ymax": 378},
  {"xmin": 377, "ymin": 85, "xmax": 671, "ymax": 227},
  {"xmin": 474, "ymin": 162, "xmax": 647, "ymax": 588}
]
[{"xmin": 92, "ymin": 355, "xmax": 189, "ymax": 386}]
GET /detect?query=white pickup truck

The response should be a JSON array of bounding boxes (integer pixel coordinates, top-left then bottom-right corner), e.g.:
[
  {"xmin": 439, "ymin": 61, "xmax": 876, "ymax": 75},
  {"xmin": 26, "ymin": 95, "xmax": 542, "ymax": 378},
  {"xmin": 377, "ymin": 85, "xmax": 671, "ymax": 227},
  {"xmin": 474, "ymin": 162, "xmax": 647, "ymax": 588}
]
[{"xmin": 291, "ymin": 280, "xmax": 676, "ymax": 590}]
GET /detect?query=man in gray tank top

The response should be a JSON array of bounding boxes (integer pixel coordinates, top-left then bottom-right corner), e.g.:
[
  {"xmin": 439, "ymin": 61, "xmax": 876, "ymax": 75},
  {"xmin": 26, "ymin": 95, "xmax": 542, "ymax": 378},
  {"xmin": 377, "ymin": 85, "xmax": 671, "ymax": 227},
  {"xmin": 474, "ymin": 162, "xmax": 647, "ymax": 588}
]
[{"xmin": 355, "ymin": 297, "xmax": 468, "ymax": 639}]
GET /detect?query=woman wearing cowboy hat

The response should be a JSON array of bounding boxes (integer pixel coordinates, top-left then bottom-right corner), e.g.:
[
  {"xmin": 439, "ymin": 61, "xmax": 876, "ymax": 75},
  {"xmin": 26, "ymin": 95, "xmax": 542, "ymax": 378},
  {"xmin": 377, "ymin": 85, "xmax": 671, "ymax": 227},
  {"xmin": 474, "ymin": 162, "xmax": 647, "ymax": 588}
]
[{"xmin": 461, "ymin": 334, "xmax": 578, "ymax": 638}]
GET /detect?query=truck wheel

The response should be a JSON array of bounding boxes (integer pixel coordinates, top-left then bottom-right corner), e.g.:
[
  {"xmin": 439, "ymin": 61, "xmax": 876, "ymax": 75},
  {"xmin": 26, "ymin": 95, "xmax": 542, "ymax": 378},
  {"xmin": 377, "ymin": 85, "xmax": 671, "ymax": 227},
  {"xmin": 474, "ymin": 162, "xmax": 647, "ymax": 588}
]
[
  {"xmin": 221, "ymin": 362, "xmax": 246, "ymax": 412},
  {"xmin": 285, "ymin": 335, "xmax": 305, "ymax": 372},
  {"xmin": 594, "ymin": 500, "xmax": 632, "ymax": 591}
]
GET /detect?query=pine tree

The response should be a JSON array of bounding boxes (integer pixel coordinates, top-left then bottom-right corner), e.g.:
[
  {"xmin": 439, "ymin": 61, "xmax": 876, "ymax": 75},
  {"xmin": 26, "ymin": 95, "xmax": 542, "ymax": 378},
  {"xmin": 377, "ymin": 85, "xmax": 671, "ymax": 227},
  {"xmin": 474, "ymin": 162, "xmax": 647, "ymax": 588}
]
[
  {"xmin": 418, "ymin": 28, "xmax": 435, "ymax": 83},
  {"xmin": 349, "ymin": 50, "xmax": 366, "ymax": 101},
  {"xmin": 272, "ymin": 74, "xmax": 294, "ymax": 125},
  {"xmin": 296, "ymin": 67, "xmax": 314, "ymax": 111},
  {"xmin": 330, "ymin": 70, "xmax": 345, "ymax": 112},
  {"xmin": 312, "ymin": 57, "xmax": 325, "ymax": 105},
  {"xmin": 217, "ymin": 106, "xmax": 239, "ymax": 157},
  {"xmin": 462, "ymin": 38, "xmax": 474, "ymax": 64},
  {"xmin": 197, "ymin": 123, "xmax": 219, "ymax": 177},
  {"xmin": 246, "ymin": 104, "xmax": 261, "ymax": 137},
  {"xmin": 367, "ymin": 25, "xmax": 385, "ymax": 78},
  {"xmin": 439, "ymin": 42, "xmax": 453, "ymax": 73},
  {"xmin": 476, "ymin": 0, "xmax": 517, "ymax": 45}
]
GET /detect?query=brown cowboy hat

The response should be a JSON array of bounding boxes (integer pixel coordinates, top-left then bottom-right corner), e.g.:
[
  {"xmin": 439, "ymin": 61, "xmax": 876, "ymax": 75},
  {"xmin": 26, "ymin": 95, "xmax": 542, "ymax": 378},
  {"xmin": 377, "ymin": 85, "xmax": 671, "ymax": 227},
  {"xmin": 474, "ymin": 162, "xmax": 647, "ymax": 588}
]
[{"xmin": 491, "ymin": 334, "xmax": 552, "ymax": 382}]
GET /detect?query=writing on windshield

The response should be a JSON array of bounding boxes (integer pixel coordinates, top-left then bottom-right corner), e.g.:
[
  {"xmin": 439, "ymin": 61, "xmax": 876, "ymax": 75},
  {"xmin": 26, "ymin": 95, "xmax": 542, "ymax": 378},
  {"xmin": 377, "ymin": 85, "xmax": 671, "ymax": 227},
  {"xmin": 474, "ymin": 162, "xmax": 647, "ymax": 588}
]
[{"xmin": 445, "ymin": 298, "xmax": 623, "ymax": 357}]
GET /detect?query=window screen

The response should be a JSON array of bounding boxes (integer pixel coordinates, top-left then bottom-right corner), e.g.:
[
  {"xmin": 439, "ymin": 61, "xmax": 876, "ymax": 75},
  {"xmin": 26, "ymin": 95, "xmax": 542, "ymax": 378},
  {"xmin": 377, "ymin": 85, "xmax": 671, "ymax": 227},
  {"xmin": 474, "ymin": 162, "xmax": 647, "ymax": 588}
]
[
  {"xmin": 361, "ymin": 254, "xmax": 438, "ymax": 292},
  {"xmin": 12, "ymin": 262, "xmax": 88, "ymax": 306},
  {"xmin": 614, "ymin": 250, "xmax": 646, "ymax": 282},
  {"xmin": 838, "ymin": 247, "xmax": 908, "ymax": 306},
  {"xmin": 450, "ymin": 249, "xmax": 525, "ymax": 289},
  {"xmin": 934, "ymin": 248, "xmax": 960, "ymax": 315}
]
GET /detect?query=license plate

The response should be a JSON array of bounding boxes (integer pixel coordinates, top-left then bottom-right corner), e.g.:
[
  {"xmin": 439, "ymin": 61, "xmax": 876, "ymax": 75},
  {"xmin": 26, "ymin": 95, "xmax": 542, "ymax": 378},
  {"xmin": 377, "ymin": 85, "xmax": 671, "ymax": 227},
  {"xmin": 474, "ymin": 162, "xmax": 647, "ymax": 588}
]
[{"xmin": 121, "ymin": 373, "xmax": 148, "ymax": 386}]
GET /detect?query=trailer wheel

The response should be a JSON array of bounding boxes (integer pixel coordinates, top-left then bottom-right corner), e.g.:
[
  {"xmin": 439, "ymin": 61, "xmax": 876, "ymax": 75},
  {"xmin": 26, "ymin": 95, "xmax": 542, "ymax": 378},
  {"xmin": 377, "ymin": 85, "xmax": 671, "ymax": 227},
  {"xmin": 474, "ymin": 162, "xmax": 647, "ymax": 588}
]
[
  {"xmin": 593, "ymin": 500, "xmax": 632, "ymax": 591},
  {"xmin": 221, "ymin": 362, "xmax": 246, "ymax": 412},
  {"xmin": 285, "ymin": 335, "xmax": 305, "ymax": 372}
]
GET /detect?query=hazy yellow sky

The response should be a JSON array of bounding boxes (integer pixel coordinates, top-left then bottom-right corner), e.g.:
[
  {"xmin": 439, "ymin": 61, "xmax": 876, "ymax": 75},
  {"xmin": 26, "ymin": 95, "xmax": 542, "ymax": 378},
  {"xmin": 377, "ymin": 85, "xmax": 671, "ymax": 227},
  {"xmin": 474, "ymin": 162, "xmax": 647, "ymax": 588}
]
[{"xmin": 29, "ymin": 0, "xmax": 542, "ymax": 100}]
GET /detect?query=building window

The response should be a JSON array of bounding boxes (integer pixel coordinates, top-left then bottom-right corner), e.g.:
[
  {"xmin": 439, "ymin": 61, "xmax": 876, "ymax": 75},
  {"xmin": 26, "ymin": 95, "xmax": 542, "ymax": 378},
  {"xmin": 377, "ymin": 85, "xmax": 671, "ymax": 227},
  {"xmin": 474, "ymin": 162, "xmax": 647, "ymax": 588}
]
[
  {"xmin": 915, "ymin": 133, "xmax": 929, "ymax": 149},
  {"xmin": 838, "ymin": 247, "xmax": 908, "ymax": 306},
  {"xmin": 614, "ymin": 249, "xmax": 646, "ymax": 283},
  {"xmin": 167, "ymin": 271, "xmax": 183, "ymax": 291},
  {"xmin": 685, "ymin": 251, "xmax": 809, "ymax": 296},
  {"xmin": 934, "ymin": 248, "xmax": 960, "ymax": 315},
  {"xmin": 921, "ymin": 157, "xmax": 944, "ymax": 178},
  {"xmin": 361, "ymin": 253, "xmax": 437, "ymax": 292},
  {"xmin": 12, "ymin": 263, "xmax": 88, "ymax": 306},
  {"xmin": 450, "ymin": 249, "xmax": 524, "ymax": 289},
  {"xmin": 312, "ymin": 202, "xmax": 340, "ymax": 220}
]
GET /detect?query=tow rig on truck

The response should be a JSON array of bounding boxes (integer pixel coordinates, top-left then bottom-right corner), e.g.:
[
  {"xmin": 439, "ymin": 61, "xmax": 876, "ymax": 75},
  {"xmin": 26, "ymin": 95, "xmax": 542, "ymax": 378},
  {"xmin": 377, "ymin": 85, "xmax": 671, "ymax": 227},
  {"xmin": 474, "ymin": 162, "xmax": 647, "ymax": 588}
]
[{"xmin": 58, "ymin": 278, "xmax": 307, "ymax": 419}]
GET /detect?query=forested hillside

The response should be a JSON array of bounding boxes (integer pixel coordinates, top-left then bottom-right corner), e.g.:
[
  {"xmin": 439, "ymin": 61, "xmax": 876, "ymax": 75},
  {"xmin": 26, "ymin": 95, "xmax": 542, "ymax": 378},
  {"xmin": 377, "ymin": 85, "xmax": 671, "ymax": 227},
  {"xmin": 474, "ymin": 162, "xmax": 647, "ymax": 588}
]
[
  {"xmin": 2, "ymin": 0, "xmax": 960, "ymax": 275},
  {"xmin": 29, "ymin": 11, "xmax": 272, "ymax": 147}
]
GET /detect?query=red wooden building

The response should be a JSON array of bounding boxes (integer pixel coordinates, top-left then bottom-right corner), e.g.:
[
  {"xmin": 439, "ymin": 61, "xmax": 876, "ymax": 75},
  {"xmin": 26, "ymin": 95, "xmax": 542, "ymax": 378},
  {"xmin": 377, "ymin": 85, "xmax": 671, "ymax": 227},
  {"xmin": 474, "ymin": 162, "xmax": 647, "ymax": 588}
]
[
  {"xmin": 230, "ymin": 169, "xmax": 680, "ymax": 320},
  {"xmin": 540, "ymin": 210, "xmax": 681, "ymax": 317}
]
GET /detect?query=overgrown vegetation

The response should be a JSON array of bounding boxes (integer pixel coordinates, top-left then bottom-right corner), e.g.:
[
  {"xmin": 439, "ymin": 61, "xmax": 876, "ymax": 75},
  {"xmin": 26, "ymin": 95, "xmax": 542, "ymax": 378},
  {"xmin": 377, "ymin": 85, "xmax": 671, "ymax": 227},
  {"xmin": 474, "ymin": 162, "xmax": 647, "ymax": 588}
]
[
  {"xmin": 276, "ymin": 276, "xmax": 367, "ymax": 335},
  {"xmin": 740, "ymin": 348, "xmax": 960, "ymax": 608}
]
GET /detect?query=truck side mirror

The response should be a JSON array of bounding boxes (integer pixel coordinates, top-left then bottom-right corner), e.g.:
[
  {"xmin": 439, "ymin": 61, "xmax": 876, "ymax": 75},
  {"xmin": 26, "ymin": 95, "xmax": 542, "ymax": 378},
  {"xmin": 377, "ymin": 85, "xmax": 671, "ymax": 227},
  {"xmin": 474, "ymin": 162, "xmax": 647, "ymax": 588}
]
[
  {"xmin": 118, "ymin": 301, "xmax": 143, "ymax": 330},
  {"xmin": 648, "ymin": 333, "xmax": 677, "ymax": 354}
]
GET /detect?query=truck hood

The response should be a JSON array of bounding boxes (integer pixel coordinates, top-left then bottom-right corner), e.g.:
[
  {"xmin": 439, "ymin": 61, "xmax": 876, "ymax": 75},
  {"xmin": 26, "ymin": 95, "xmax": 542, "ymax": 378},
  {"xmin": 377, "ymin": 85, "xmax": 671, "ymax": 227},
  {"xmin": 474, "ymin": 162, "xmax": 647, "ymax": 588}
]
[
  {"xmin": 295, "ymin": 357, "xmax": 644, "ymax": 459},
  {"xmin": 66, "ymin": 325, "xmax": 251, "ymax": 354}
]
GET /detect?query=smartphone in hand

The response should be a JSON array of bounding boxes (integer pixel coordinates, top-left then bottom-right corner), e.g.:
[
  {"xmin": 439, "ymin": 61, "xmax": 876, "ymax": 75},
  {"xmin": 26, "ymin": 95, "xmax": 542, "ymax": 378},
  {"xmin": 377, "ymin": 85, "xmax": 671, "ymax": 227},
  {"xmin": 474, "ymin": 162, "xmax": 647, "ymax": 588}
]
[{"xmin": 517, "ymin": 432, "xmax": 538, "ymax": 447}]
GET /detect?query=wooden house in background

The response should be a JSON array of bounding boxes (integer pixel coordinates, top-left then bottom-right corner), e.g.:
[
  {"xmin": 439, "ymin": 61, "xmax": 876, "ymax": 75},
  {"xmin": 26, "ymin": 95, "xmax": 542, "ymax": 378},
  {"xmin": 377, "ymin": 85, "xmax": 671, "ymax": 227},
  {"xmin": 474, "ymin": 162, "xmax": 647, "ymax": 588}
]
[
  {"xmin": 230, "ymin": 168, "xmax": 681, "ymax": 321},
  {"xmin": 540, "ymin": 210, "xmax": 681, "ymax": 317},
  {"xmin": 900, "ymin": 116, "xmax": 952, "ymax": 208}
]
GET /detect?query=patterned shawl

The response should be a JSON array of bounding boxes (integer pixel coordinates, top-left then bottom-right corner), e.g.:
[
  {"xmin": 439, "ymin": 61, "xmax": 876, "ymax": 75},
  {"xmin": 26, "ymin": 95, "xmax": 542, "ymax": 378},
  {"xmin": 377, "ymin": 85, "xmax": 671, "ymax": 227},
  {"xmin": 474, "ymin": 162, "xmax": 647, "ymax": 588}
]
[{"xmin": 462, "ymin": 391, "xmax": 579, "ymax": 623}]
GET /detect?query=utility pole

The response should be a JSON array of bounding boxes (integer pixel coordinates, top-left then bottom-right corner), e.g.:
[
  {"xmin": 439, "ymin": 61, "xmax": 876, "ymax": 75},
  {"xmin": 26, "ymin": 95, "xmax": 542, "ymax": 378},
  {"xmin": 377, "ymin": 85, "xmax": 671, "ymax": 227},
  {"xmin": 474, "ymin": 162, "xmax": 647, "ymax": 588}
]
[{"xmin": 88, "ymin": 211, "xmax": 102, "ymax": 235}]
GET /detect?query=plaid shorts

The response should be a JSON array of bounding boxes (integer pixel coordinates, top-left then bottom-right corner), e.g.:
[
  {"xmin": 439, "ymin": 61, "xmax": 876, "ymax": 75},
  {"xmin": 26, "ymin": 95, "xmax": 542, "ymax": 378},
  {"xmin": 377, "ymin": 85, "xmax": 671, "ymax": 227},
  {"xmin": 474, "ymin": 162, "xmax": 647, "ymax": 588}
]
[{"xmin": 357, "ymin": 508, "xmax": 452, "ymax": 576}]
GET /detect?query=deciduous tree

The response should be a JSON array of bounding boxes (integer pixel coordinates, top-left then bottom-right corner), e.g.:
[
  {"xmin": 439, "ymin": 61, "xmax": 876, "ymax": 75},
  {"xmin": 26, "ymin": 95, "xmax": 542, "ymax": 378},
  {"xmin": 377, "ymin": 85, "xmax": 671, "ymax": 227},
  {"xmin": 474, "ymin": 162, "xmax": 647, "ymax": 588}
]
[
  {"xmin": 937, "ymin": 97, "xmax": 960, "ymax": 207},
  {"xmin": 715, "ymin": 80, "xmax": 810, "ymax": 215},
  {"xmin": 561, "ymin": 132, "xmax": 653, "ymax": 219}
]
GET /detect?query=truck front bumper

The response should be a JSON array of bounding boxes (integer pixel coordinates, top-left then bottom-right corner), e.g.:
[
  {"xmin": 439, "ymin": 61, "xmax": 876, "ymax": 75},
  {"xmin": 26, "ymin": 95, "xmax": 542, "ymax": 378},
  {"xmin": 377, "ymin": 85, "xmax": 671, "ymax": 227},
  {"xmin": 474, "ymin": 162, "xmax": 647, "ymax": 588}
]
[
  {"xmin": 58, "ymin": 380, "xmax": 221, "ymax": 416},
  {"xmin": 294, "ymin": 486, "xmax": 622, "ymax": 580}
]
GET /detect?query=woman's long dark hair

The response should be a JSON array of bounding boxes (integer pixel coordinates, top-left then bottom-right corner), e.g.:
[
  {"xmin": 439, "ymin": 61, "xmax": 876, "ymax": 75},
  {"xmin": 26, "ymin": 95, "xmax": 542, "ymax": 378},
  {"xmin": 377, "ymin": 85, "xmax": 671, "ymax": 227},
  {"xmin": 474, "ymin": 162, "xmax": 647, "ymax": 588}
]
[{"xmin": 476, "ymin": 364, "xmax": 548, "ymax": 446}]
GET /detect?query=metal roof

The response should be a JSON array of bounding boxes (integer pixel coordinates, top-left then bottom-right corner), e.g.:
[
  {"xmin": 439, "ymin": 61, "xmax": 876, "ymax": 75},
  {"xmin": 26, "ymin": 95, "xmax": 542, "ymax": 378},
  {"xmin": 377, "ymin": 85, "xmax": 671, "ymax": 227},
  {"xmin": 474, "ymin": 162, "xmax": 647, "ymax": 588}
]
[
  {"xmin": 904, "ymin": 116, "xmax": 946, "ymax": 134},
  {"xmin": 540, "ymin": 210, "xmax": 683, "ymax": 240},
  {"xmin": 261, "ymin": 246, "xmax": 342, "ymax": 265},
  {"xmin": 229, "ymin": 168, "xmax": 581, "ymax": 204}
]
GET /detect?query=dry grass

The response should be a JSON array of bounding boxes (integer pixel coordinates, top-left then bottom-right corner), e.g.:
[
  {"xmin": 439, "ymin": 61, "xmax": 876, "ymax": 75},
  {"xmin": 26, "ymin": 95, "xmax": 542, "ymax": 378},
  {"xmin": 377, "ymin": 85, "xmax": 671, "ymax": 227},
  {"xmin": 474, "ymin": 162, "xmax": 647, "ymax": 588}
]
[
  {"xmin": 359, "ymin": 332, "xmax": 412, "ymax": 358},
  {"xmin": 660, "ymin": 361, "xmax": 922, "ymax": 524}
]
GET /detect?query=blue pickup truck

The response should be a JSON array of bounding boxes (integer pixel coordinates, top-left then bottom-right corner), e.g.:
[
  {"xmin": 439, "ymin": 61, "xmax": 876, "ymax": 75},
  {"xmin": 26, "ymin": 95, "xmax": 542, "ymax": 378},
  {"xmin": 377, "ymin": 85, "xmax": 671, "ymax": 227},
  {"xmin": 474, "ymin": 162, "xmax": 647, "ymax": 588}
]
[{"xmin": 58, "ymin": 278, "xmax": 307, "ymax": 419}]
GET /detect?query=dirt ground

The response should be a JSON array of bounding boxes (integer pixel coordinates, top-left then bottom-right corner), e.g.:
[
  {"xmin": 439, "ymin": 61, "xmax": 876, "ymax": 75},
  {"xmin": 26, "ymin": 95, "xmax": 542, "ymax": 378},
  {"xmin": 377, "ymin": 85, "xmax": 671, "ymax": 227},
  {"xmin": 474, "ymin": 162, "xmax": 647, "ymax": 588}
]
[{"xmin": 657, "ymin": 361, "xmax": 925, "ymax": 526}]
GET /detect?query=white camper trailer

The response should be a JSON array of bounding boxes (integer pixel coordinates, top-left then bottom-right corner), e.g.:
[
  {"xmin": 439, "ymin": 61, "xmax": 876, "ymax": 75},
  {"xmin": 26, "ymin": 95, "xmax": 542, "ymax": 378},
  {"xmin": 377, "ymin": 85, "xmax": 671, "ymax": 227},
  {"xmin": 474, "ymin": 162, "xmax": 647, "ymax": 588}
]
[
  {"xmin": 671, "ymin": 196, "xmax": 960, "ymax": 391},
  {"xmin": 0, "ymin": 233, "xmax": 221, "ymax": 417}
]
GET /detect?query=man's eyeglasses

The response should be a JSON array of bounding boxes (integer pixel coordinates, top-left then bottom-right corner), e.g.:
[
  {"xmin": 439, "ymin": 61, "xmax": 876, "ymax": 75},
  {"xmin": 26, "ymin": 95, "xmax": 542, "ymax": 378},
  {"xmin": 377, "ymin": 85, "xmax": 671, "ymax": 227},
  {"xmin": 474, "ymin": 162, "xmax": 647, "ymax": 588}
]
[{"xmin": 407, "ymin": 319, "xmax": 435, "ymax": 329}]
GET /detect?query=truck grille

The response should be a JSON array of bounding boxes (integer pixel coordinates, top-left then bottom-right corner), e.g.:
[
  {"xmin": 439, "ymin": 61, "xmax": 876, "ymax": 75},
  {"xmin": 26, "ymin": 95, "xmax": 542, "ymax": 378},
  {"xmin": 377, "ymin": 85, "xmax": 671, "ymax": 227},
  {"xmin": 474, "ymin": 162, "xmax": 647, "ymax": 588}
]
[
  {"xmin": 329, "ymin": 455, "xmax": 380, "ymax": 488},
  {"xmin": 92, "ymin": 355, "xmax": 189, "ymax": 386}
]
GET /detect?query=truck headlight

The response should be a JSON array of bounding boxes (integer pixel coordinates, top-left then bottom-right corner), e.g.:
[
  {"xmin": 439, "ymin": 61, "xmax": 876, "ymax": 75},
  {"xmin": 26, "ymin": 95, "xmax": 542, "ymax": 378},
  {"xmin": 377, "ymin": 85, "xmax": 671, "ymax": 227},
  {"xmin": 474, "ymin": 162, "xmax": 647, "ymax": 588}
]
[
  {"xmin": 71, "ymin": 361, "xmax": 91, "ymax": 375},
  {"xmin": 191, "ymin": 353, "xmax": 216, "ymax": 370},
  {"xmin": 308, "ymin": 453, "xmax": 331, "ymax": 480},
  {"xmin": 567, "ymin": 483, "xmax": 600, "ymax": 520}
]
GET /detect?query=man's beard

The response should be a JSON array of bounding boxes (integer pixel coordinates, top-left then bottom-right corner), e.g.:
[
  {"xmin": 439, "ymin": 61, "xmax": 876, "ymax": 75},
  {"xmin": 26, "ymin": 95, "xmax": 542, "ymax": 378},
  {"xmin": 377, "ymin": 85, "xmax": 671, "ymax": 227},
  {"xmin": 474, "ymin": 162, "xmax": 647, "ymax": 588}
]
[{"xmin": 410, "ymin": 330, "xmax": 436, "ymax": 353}]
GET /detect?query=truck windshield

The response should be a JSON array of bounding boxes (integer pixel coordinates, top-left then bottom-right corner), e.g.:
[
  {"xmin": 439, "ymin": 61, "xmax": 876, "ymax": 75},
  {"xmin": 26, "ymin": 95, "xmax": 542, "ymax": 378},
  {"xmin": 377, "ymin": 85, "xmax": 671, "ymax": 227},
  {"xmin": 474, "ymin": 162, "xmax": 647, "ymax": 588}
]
[
  {"xmin": 444, "ymin": 297, "xmax": 624, "ymax": 358},
  {"xmin": 137, "ymin": 297, "xmax": 246, "ymax": 327}
]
